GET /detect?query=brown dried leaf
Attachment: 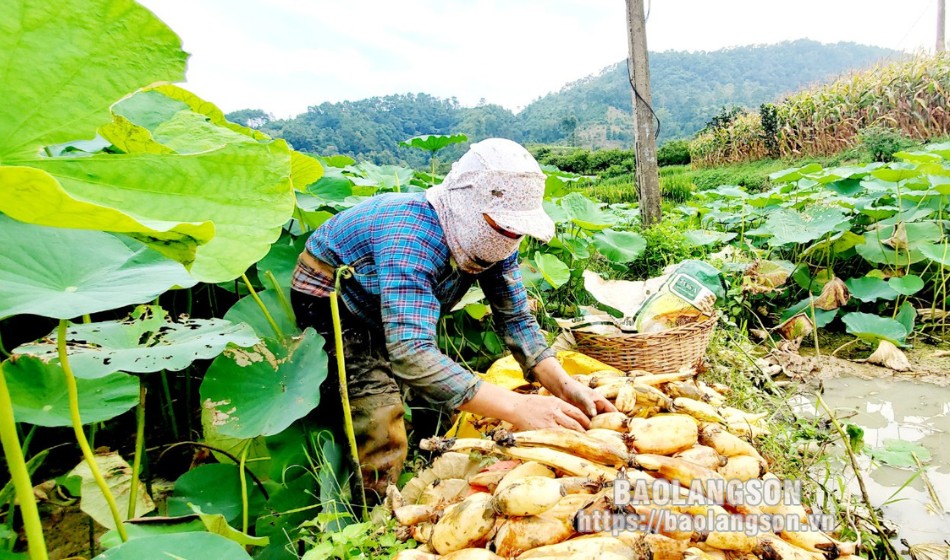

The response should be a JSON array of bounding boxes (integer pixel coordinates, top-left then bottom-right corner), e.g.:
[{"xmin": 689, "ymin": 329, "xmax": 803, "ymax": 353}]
[
  {"xmin": 742, "ymin": 259, "xmax": 793, "ymax": 295},
  {"xmin": 814, "ymin": 277, "xmax": 850, "ymax": 310},
  {"xmin": 883, "ymin": 221, "xmax": 909, "ymax": 250},
  {"xmin": 775, "ymin": 313, "xmax": 814, "ymax": 341},
  {"xmin": 865, "ymin": 340, "xmax": 912, "ymax": 372}
]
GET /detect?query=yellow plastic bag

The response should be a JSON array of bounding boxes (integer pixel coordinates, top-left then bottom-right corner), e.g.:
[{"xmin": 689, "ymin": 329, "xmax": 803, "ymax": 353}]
[{"xmin": 444, "ymin": 351, "xmax": 620, "ymax": 438}]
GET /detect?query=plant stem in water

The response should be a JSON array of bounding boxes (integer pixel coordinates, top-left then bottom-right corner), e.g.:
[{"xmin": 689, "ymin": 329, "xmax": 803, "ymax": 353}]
[{"xmin": 816, "ymin": 393, "xmax": 899, "ymax": 560}]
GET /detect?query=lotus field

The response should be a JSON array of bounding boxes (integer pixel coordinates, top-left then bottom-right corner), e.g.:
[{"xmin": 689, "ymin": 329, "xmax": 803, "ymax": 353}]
[{"xmin": 2, "ymin": 1, "xmax": 950, "ymax": 560}]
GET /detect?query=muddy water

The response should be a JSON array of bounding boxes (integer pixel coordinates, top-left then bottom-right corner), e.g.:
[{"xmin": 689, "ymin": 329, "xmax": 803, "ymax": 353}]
[{"xmin": 793, "ymin": 376, "xmax": 950, "ymax": 544}]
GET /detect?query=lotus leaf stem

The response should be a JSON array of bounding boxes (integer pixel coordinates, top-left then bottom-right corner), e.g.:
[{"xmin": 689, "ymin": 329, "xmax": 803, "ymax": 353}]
[
  {"xmin": 160, "ymin": 372, "xmax": 180, "ymax": 441},
  {"xmin": 0, "ymin": 362, "xmax": 49, "ymax": 559},
  {"xmin": 239, "ymin": 442, "xmax": 250, "ymax": 534},
  {"xmin": 265, "ymin": 270, "xmax": 295, "ymax": 323},
  {"xmin": 242, "ymin": 273, "xmax": 283, "ymax": 338},
  {"xmin": 128, "ymin": 384, "xmax": 147, "ymax": 519},
  {"xmin": 58, "ymin": 320, "xmax": 128, "ymax": 542},
  {"xmin": 330, "ymin": 266, "xmax": 367, "ymax": 518}
]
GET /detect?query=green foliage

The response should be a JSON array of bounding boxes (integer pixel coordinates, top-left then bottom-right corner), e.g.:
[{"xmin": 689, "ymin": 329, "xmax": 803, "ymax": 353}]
[
  {"xmin": 299, "ymin": 515, "xmax": 415, "ymax": 559},
  {"xmin": 657, "ymin": 139, "xmax": 691, "ymax": 166},
  {"xmin": 628, "ymin": 221, "xmax": 702, "ymax": 279},
  {"xmin": 701, "ymin": 105, "xmax": 748, "ymax": 134},
  {"xmin": 858, "ymin": 126, "xmax": 915, "ymax": 162}
]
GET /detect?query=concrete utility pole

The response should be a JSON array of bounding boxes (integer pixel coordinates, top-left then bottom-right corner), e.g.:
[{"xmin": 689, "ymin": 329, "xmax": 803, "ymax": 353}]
[
  {"xmin": 938, "ymin": 0, "xmax": 946, "ymax": 52},
  {"xmin": 625, "ymin": 0, "xmax": 661, "ymax": 227}
]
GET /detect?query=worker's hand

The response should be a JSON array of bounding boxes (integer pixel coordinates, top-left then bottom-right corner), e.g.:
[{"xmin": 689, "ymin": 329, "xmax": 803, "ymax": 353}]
[
  {"xmin": 509, "ymin": 394, "xmax": 592, "ymax": 432},
  {"xmin": 551, "ymin": 377, "xmax": 618, "ymax": 418},
  {"xmin": 532, "ymin": 357, "xmax": 618, "ymax": 418}
]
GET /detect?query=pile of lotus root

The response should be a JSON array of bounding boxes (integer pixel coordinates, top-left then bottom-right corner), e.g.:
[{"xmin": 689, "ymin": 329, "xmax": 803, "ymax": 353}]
[{"xmin": 385, "ymin": 368, "xmax": 858, "ymax": 560}]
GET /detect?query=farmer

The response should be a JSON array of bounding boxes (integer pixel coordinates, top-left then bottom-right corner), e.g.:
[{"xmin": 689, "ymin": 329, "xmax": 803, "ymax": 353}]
[{"xmin": 290, "ymin": 138, "xmax": 615, "ymax": 500}]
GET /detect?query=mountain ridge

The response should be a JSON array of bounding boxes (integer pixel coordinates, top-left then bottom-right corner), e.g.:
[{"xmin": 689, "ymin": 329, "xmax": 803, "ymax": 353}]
[{"xmin": 230, "ymin": 39, "xmax": 901, "ymax": 165}]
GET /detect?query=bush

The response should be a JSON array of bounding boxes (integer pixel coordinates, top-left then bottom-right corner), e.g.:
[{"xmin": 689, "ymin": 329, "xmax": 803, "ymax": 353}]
[
  {"xmin": 627, "ymin": 221, "xmax": 701, "ymax": 279},
  {"xmin": 858, "ymin": 126, "xmax": 915, "ymax": 162},
  {"xmin": 657, "ymin": 140, "xmax": 691, "ymax": 166}
]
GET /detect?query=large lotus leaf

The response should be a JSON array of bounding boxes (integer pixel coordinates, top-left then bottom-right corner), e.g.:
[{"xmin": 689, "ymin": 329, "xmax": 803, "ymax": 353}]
[
  {"xmin": 0, "ymin": 215, "xmax": 195, "ymax": 320},
  {"xmin": 560, "ymin": 192, "xmax": 618, "ymax": 231},
  {"xmin": 167, "ymin": 464, "xmax": 266, "ymax": 524},
  {"xmin": 684, "ymin": 230, "xmax": 737, "ymax": 247},
  {"xmin": 0, "ymin": 1, "xmax": 216, "ymax": 263},
  {"xmin": 0, "ymin": 167, "xmax": 212, "ymax": 265},
  {"xmin": 870, "ymin": 167, "xmax": 922, "ymax": 184},
  {"xmin": 255, "ymin": 475, "xmax": 322, "ymax": 558},
  {"xmin": 399, "ymin": 133, "xmax": 467, "ymax": 152},
  {"xmin": 888, "ymin": 275, "xmax": 925, "ymax": 296},
  {"xmin": 534, "ymin": 253, "xmax": 571, "ymax": 289},
  {"xmin": 199, "ymin": 329, "xmax": 327, "ymax": 439},
  {"xmin": 920, "ymin": 242, "xmax": 950, "ymax": 266},
  {"xmin": 780, "ymin": 298, "xmax": 837, "ymax": 328},
  {"xmin": 769, "ymin": 163, "xmax": 824, "ymax": 184},
  {"xmin": 519, "ymin": 260, "xmax": 546, "ymax": 291},
  {"xmin": 4, "ymin": 356, "xmax": 139, "ymax": 427},
  {"xmin": 759, "ymin": 207, "xmax": 851, "ymax": 246},
  {"xmin": 348, "ymin": 162, "xmax": 414, "ymax": 190},
  {"xmin": 93, "ymin": 532, "xmax": 252, "ymax": 560},
  {"xmin": 845, "ymin": 277, "xmax": 899, "ymax": 303},
  {"xmin": 199, "ymin": 406, "xmax": 270, "ymax": 478},
  {"xmin": 303, "ymin": 172, "xmax": 354, "ymax": 208},
  {"xmin": 842, "ymin": 312, "xmax": 908, "ymax": 347},
  {"xmin": 867, "ymin": 439, "xmax": 932, "ymax": 468},
  {"xmin": 99, "ymin": 518, "xmax": 206, "ymax": 549},
  {"xmin": 111, "ymin": 85, "xmax": 323, "ymax": 191},
  {"xmin": 855, "ymin": 222, "xmax": 943, "ymax": 265},
  {"xmin": 223, "ymin": 288, "xmax": 299, "ymax": 339},
  {"xmin": 542, "ymin": 199, "xmax": 568, "ymax": 224},
  {"xmin": 706, "ymin": 185, "xmax": 749, "ymax": 199},
  {"xmin": 256, "ymin": 243, "xmax": 301, "ymax": 291},
  {"xmin": 14, "ymin": 305, "xmax": 258, "ymax": 379},
  {"xmin": 592, "ymin": 229, "xmax": 646, "ymax": 263},
  {"xmin": 27, "ymin": 135, "xmax": 295, "ymax": 283},
  {"xmin": 802, "ymin": 230, "xmax": 864, "ymax": 258},
  {"xmin": 896, "ymin": 302, "xmax": 917, "ymax": 334},
  {"xmin": 0, "ymin": 0, "xmax": 186, "ymax": 159},
  {"xmin": 822, "ymin": 178, "xmax": 865, "ymax": 197},
  {"xmin": 70, "ymin": 452, "xmax": 155, "ymax": 530}
]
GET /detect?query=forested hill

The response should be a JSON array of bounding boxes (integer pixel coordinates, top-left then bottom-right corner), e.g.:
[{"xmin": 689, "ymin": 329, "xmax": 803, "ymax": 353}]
[{"xmin": 232, "ymin": 40, "xmax": 899, "ymax": 165}]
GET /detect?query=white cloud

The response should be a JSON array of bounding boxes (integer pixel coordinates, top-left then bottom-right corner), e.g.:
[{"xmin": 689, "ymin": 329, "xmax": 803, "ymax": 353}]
[{"xmin": 138, "ymin": 0, "xmax": 944, "ymax": 117}]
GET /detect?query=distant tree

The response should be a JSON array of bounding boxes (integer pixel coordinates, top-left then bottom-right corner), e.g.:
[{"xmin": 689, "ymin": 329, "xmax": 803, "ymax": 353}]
[
  {"xmin": 560, "ymin": 115, "xmax": 578, "ymax": 146},
  {"xmin": 225, "ymin": 108, "xmax": 272, "ymax": 129}
]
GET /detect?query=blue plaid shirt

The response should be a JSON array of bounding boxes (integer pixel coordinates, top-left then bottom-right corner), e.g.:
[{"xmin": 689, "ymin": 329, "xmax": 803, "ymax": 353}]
[{"xmin": 292, "ymin": 192, "xmax": 555, "ymax": 409}]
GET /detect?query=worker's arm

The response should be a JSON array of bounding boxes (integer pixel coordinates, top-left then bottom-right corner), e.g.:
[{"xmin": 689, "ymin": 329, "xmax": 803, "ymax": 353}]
[
  {"xmin": 373, "ymin": 224, "xmax": 593, "ymax": 430},
  {"xmin": 479, "ymin": 253, "xmax": 616, "ymax": 418},
  {"xmin": 459, "ymin": 381, "xmax": 592, "ymax": 431}
]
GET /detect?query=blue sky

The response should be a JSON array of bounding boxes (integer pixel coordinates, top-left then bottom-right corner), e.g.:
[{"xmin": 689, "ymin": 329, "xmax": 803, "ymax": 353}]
[{"xmin": 138, "ymin": 0, "xmax": 943, "ymax": 118}]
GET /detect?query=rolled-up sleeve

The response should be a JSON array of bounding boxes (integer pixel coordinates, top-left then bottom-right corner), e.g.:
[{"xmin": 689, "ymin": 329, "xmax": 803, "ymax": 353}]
[
  {"xmin": 374, "ymin": 233, "xmax": 482, "ymax": 409},
  {"xmin": 479, "ymin": 252, "xmax": 556, "ymax": 378}
]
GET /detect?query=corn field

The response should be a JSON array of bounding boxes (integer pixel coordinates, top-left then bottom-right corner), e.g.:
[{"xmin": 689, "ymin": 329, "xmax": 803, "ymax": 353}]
[{"xmin": 691, "ymin": 52, "xmax": 950, "ymax": 167}]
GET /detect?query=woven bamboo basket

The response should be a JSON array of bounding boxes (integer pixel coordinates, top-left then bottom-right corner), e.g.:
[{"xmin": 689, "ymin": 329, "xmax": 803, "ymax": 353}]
[{"xmin": 572, "ymin": 314, "xmax": 718, "ymax": 373}]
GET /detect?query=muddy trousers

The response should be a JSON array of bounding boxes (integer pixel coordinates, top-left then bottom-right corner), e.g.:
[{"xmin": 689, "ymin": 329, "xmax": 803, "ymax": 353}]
[{"xmin": 291, "ymin": 290, "xmax": 409, "ymax": 505}]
